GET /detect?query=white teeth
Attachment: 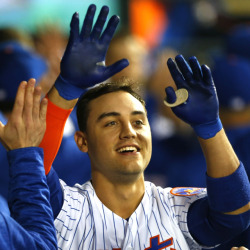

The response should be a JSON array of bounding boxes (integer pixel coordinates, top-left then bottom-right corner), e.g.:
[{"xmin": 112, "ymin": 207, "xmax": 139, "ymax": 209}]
[{"xmin": 118, "ymin": 146, "xmax": 137, "ymax": 153}]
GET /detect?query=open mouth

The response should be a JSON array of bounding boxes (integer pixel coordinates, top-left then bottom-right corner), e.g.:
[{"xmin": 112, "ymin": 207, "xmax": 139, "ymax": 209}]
[{"xmin": 117, "ymin": 146, "xmax": 140, "ymax": 153}]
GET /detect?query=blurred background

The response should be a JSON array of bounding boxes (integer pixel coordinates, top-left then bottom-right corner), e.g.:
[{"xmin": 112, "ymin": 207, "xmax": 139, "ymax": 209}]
[
  {"xmin": 0, "ymin": 0, "xmax": 122, "ymax": 33},
  {"xmin": 1, "ymin": 0, "xmax": 250, "ymax": 75},
  {"xmin": 1, "ymin": 0, "xmax": 250, "ymax": 52},
  {"xmin": 1, "ymin": 0, "xmax": 250, "ymax": 198},
  {"xmin": 0, "ymin": 0, "xmax": 250, "ymax": 248}
]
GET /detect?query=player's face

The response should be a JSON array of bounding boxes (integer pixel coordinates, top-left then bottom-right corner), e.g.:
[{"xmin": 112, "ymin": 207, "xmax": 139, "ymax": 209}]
[{"xmin": 84, "ymin": 91, "xmax": 152, "ymax": 181}]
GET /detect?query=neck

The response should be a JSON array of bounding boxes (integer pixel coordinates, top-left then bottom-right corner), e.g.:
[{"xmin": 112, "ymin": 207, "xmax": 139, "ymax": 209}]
[{"xmin": 91, "ymin": 172, "xmax": 145, "ymax": 219}]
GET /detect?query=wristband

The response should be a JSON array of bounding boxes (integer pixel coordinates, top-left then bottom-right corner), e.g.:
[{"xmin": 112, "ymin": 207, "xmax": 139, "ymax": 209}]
[
  {"xmin": 54, "ymin": 75, "xmax": 86, "ymax": 100},
  {"xmin": 192, "ymin": 117, "xmax": 223, "ymax": 139},
  {"xmin": 206, "ymin": 162, "xmax": 250, "ymax": 212}
]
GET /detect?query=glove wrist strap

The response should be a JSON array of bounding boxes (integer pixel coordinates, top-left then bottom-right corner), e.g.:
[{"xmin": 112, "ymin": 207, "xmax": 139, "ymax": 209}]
[
  {"xmin": 54, "ymin": 75, "xmax": 85, "ymax": 100},
  {"xmin": 192, "ymin": 117, "xmax": 223, "ymax": 139}
]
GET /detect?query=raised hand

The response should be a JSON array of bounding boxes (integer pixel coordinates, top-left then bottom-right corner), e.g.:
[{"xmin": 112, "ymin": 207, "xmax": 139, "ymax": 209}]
[
  {"xmin": 165, "ymin": 55, "xmax": 222, "ymax": 139},
  {"xmin": 55, "ymin": 4, "xmax": 129, "ymax": 100},
  {"xmin": 0, "ymin": 79, "xmax": 47, "ymax": 150}
]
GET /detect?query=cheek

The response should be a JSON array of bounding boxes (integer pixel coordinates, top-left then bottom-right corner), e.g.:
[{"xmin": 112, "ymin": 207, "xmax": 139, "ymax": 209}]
[
  {"xmin": 145, "ymin": 128, "xmax": 152, "ymax": 151},
  {"xmin": 139, "ymin": 128, "xmax": 152, "ymax": 147},
  {"xmin": 144, "ymin": 130, "xmax": 152, "ymax": 162},
  {"xmin": 89, "ymin": 131, "xmax": 117, "ymax": 152}
]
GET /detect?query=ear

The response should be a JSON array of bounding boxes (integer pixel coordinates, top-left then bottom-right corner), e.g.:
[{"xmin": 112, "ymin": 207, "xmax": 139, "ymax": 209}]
[{"xmin": 74, "ymin": 131, "xmax": 88, "ymax": 152}]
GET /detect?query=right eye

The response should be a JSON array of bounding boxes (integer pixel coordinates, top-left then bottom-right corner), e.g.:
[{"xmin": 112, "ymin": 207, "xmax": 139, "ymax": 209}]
[{"xmin": 105, "ymin": 121, "xmax": 117, "ymax": 127}]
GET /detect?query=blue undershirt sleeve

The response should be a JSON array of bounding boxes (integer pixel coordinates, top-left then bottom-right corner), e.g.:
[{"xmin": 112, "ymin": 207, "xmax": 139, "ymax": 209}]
[
  {"xmin": 7, "ymin": 147, "xmax": 57, "ymax": 250},
  {"xmin": 187, "ymin": 162, "xmax": 250, "ymax": 246},
  {"xmin": 188, "ymin": 196, "xmax": 250, "ymax": 246},
  {"xmin": 46, "ymin": 166, "xmax": 64, "ymax": 218}
]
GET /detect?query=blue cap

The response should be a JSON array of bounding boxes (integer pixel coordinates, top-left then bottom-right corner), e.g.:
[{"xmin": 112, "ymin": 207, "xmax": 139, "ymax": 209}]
[
  {"xmin": 211, "ymin": 54, "xmax": 250, "ymax": 110},
  {"xmin": 0, "ymin": 41, "xmax": 48, "ymax": 105},
  {"xmin": 226, "ymin": 24, "xmax": 250, "ymax": 59}
]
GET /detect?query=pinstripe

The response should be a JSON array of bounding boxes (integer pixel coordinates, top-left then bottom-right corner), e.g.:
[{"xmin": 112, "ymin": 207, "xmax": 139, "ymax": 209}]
[
  {"xmin": 135, "ymin": 211, "xmax": 142, "ymax": 249},
  {"xmin": 87, "ymin": 231, "xmax": 94, "ymax": 250},
  {"xmin": 141, "ymin": 202, "xmax": 152, "ymax": 238},
  {"xmin": 70, "ymin": 197, "xmax": 87, "ymax": 249},
  {"xmin": 79, "ymin": 192, "xmax": 94, "ymax": 247},
  {"xmin": 112, "ymin": 212, "xmax": 119, "ymax": 247},
  {"xmin": 152, "ymin": 197, "xmax": 170, "ymax": 236},
  {"xmin": 152, "ymin": 210, "xmax": 163, "ymax": 240},
  {"xmin": 126, "ymin": 216, "xmax": 133, "ymax": 246},
  {"xmin": 157, "ymin": 190, "xmax": 171, "ymax": 217},
  {"xmin": 122, "ymin": 217, "xmax": 125, "ymax": 236},
  {"xmin": 102, "ymin": 204, "xmax": 107, "ymax": 229},
  {"xmin": 158, "ymin": 191, "xmax": 176, "ymax": 226},
  {"xmin": 102, "ymin": 213, "xmax": 106, "ymax": 250}
]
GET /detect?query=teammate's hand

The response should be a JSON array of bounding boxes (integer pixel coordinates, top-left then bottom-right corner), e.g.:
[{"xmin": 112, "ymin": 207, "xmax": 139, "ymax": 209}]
[
  {"xmin": 55, "ymin": 4, "xmax": 129, "ymax": 100},
  {"xmin": 165, "ymin": 55, "xmax": 222, "ymax": 139},
  {"xmin": 0, "ymin": 79, "xmax": 48, "ymax": 150}
]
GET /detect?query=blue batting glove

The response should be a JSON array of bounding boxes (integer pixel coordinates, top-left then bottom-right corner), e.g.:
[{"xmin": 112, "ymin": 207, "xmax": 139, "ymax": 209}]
[
  {"xmin": 165, "ymin": 55, "xmax": 222, "ymax": 139},
  {"xmin": 55, "ymin": 4, "xmax": 129, "ymax": 100}
]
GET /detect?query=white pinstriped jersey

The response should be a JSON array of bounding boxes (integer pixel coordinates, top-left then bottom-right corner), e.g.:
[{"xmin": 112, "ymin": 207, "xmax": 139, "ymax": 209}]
[{"xmin": 55, "ymin": 180, "xmax": 209, "ymax": 250}]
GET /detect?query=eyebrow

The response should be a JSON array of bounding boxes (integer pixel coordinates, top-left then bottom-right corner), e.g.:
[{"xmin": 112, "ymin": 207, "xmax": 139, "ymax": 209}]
[{"xmin": 97, "ymin": 110, "xmax": 146, "ymax": 122}]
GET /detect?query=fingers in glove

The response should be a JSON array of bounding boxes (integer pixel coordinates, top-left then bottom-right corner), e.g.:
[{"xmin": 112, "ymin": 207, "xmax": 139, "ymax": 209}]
[
  {"xmin": 91, "ymin": 5, "xmax": 109, "ymax": 41},
  {"xmin": 201, "ymin": 64, "xmax": 214, "ymax": 87},
  {"xmin": 104, "ymin": 59, "xmax": 129, "ymax": 78},
  {"xmin": 167, "ymin": 58, "xmax": 188, "ymax": 89},
  {"xmin": 80, "ymin": 4, "xmax": 96, "ymax": 40},
  {"xmin": 100, "ymin": 15, "xmax": 120, "ymax": 45},
  {"xmin": 104, "ymin": 59, "xmax": 129, "ymax": 79},
  {"xmin": 165, "ymin": 86, "xmax": 177, "ymax": 104},
  {"xmin": 68, "ymin": 12, "xmax": 80, "ymax": 47},
  {"xmin": 188, "ymin": 56, "xmax": 203, "ymax": 81},
  {"xmin": 175, "ymin": 55, "xmax": 193, "ymax": 82}
]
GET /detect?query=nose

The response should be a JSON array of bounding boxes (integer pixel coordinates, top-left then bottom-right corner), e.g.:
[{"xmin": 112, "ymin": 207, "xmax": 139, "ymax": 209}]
[{"xmin": 119, "ymin": 122, "xmax": 136, "ymax": 139}]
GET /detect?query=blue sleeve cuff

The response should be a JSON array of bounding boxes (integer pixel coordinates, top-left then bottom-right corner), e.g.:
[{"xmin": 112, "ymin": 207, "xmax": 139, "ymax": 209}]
[{"xmin": 206, "ymin": 162, "xmax": 250, "ymax": 212}]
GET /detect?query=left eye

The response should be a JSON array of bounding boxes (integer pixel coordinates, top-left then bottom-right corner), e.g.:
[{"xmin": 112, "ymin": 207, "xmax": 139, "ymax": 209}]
[{"xmin": 135, "ymin": 120, "xmax": 143, "ymax": 125}]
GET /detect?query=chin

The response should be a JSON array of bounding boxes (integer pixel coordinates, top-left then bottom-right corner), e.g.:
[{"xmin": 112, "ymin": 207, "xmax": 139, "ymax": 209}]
[
  {"xmin": 119, "ymin": 164, "xmax": 144, "ymax": 175},
  {"xmin": 115, "ymin": 170, "xmax": 143, "ymax": 184}
]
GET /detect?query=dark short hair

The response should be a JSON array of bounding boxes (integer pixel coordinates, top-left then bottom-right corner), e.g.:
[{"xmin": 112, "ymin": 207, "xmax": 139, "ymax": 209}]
[{"xmin": 77, "ymin": 79, "xmax": 146, "ymax": 132}]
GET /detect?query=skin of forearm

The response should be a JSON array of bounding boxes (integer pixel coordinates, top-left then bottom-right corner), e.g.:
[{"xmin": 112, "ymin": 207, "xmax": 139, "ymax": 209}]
[
  {"xmin": 198, "ymin": 128, "xmax": 239, "ymax": 178},
  {"xmin": 47, "ymin": 87, "xmax": 78, "ymax": 110}
]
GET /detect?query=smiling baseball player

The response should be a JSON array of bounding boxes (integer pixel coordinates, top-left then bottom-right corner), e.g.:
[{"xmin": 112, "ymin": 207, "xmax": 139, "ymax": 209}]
[{"xmin": 39, "ymin": 4, "xmax": 250, "ymax": 250}]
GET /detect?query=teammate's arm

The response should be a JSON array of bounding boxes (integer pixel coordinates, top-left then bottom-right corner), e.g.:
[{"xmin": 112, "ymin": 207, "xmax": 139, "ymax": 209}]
[
  {"xmin": 166, "ymin": 55, "xmax": 250, "ymax": 246},
  {"xmin": 0, "ymin": 79, "xmax": 57, "ymax": 249},
  {"xmin": 39, "ymin": 4, "xmax": 129, "ymax": 175}
]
